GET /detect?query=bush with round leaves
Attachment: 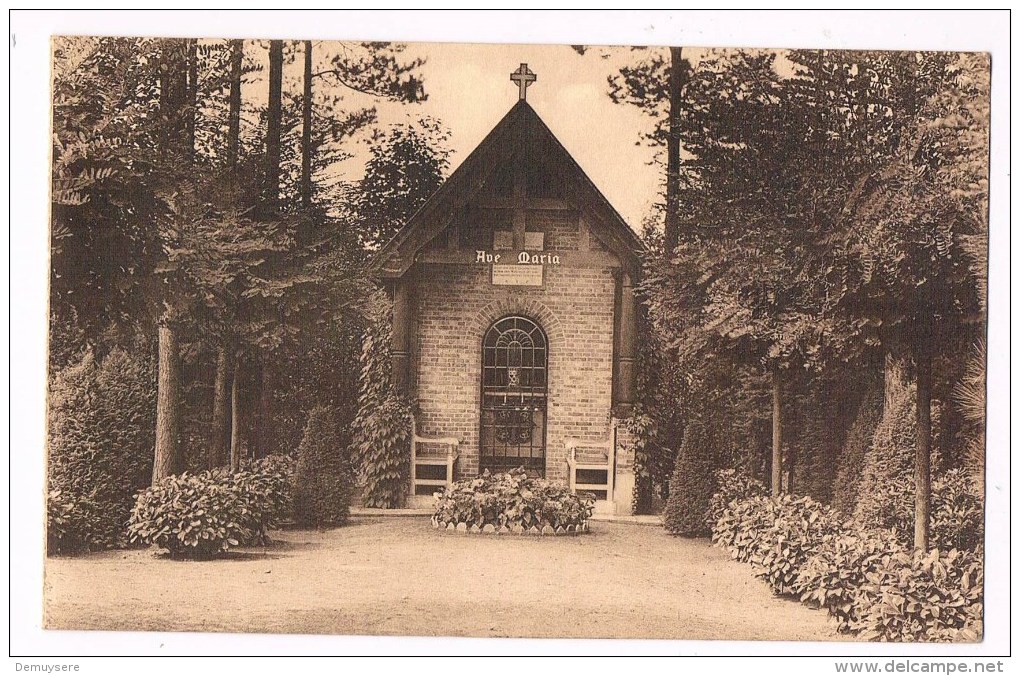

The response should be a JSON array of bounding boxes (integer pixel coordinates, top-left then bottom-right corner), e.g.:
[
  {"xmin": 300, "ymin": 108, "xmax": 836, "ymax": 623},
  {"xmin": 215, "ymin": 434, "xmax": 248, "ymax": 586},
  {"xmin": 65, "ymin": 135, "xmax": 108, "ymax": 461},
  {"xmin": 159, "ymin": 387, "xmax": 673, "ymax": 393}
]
[
  {"xmin": 228, "ymin": 454, "xmax": 295, "ymax": 543},
  {"xmin": 793, "ymin": 528, "xmax": 908, "ymax": 632},
  {"xmin": 128, "ymin": 471, "xmax": 252, "ymax": 560},
  {"xmin": 47, "ymin": 348, "xmax": 155, "ymax": 552},
  {"xmin": 292, "ymin": 405, "xmax": 354, "ymax": 527},
  {"xmin": 931, "ymin": 469, "xmax": 984, "ymax": 552},
  {"xmin": 128, "ymin": 458, "xmax": 295, "ymax": 559},
  {"xmin": 434, "ymin": 467, "xmax": 594, "ymax": 531},
  {"xmin": 712, "ymin": 494, "xmax": 845, "ymax": 595},
  {"xmin": 849, "ymin": 546, "xmax": 984, "ymax": 642},
  {"xmin": 706, "ymin": 468, "xmax": 768, "ymax": 532}
]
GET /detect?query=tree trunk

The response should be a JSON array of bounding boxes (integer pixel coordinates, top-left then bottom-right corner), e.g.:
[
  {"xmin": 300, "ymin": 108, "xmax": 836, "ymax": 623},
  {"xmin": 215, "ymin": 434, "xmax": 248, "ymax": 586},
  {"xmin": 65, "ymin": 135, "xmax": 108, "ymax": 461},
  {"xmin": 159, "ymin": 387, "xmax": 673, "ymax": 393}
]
[
  {"xmin": 664, "ymin": 46, "xmax": 684, "ymax": 257},
  {"xmin": 152, "ymin": 40, "xmax": 188, "ymax": 485},
  {"xmin": 209, "ymin": 345, "xmax": 231, "ymax": 469},
  {"xmin": 264, "ymin": 39, "xmax": 284, "ymax": 214},
  {"xmin": 771, "ymin": 366, "xmax": 783, "ymax": 496},
  {"xmin": 227, "ymin": 39, "xmax": 243, "ymax": 168},
  {"xmin": 153, "ymin": 323, "xmax": 182, "ymax": 483},
  {"xmin": 301, "ymin": 39, "xmax": 313, "ymax": 210},
  {"xmin": 914, "ymin": 344, "xmax": 933, "ymax": 550},
  {"xmin": 229, "ymin": 355, "xmax": 241, "ymax": 473}
]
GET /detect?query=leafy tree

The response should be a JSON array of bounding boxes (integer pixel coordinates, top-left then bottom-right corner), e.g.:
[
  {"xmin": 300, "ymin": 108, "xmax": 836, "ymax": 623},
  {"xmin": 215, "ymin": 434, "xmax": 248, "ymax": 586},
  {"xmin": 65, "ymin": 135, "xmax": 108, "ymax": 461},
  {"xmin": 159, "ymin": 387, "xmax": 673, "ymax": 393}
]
[
  {"xmin": 827, "ymin": 52, "xmax": 989, "ymax": 548},
  {"xmin": 345, "ymin": 118, "xmax": 451, "ymax": 248}
]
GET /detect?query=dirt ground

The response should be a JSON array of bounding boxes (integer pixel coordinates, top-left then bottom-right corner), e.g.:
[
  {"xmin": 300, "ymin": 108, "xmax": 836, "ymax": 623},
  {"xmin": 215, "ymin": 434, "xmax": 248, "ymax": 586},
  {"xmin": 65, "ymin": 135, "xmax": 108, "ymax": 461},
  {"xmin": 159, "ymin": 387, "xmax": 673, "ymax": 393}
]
[{"xmin": 44, "ymin": 517, "xmax": 840, "ymax": 641}]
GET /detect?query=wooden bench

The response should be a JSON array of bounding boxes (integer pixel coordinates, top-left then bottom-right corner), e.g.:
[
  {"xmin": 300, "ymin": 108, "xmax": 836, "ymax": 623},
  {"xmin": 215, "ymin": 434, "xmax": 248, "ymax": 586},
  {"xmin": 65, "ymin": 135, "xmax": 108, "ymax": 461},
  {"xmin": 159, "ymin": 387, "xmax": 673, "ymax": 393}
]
[
  {"xmin": 566, "ymin": 426, "xmax": 617, "ymax": 502},
  {"xmin": 410, "ymin": 418, "xmax": 460, "ymax": 497}
]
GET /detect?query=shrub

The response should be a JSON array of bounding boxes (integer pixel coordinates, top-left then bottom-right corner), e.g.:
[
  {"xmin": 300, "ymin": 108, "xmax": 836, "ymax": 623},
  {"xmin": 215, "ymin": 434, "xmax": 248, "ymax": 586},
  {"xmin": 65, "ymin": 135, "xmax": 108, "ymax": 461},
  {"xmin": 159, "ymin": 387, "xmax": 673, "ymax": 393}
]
[
  {"xmin": 230, "ymin": 454, "xmax": 295, "ymax": 543},
  {"xmin": 663, "ymin": 421, "xmax": 718, "ymax": 536},
  {"xmin": 793, "ymin": 528, "xmax": 908, "ymax": 632},
  {"xmin": 434, "ymin": 467, "xmax": 594, "ymax": 531},
  {"xmin": 293, "ymin": 406, "xmax": 354, "ymax": 527},
  {"xmin": 46, "ymin": 489, "xmax": 95, "ymax": 555},
  {"xmin": 706, "ymin": 468, "xmax": 768, "ymax": 532},
  {"xmin": 853, "ymin": 376, "xmax": 917, "ymax": 533},
  {"xmin": 931, "ymin": 469, "xmax": 984, "ymax": 552},
  {"xmin": 47, "ymin": 348, "xmax": 155, "ymax": 551},
  {"xmin": 128, "ymin": 458, "xmax": 294, "ymax": 559},
  {"xmin": 713, "ymin": 494, "xmax": 845, "ymax": 595},
  {"xmin": 128, "ymin": 472, "xmax": 252, "ymax": 560},
  {"xmin": 850, "ymin": 547, "xmax": 984, "ymax": 642}
]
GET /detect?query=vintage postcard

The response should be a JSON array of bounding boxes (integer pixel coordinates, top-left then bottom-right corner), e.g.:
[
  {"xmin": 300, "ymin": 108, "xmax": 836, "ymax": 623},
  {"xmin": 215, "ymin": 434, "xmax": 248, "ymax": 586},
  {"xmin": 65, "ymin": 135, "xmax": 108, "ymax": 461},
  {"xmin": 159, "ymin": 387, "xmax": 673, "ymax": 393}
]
[{"xmin": 34, "ymin": 20, "xmax": 995, "ymax": 650}]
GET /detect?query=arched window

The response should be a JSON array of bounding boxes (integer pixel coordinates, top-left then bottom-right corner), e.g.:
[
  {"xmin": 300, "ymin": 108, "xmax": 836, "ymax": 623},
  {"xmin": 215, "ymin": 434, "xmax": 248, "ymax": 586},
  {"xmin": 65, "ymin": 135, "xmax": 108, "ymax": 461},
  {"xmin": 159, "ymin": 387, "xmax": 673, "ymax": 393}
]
[{"xmin": 480, "ymin": 316, "xmax": 548, "ymax": 474}]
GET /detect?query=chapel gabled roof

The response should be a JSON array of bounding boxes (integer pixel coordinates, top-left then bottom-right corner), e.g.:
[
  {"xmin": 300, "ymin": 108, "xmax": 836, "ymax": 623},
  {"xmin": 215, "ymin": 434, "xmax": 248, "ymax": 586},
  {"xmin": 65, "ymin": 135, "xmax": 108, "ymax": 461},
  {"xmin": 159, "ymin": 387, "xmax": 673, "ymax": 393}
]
[{"xmin": 371, "ymin": 100, "xmax": 644, "ymax": 279}]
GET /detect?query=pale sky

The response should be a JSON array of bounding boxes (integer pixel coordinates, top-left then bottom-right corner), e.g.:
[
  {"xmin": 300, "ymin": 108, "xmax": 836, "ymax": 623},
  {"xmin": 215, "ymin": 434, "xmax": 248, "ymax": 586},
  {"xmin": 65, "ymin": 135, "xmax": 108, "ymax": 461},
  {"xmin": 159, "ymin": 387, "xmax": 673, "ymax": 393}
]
[
  {"xmin": 248, "ymin": 41, "xmax": 700, "ymax": 230},
  {"xmin": 398, "ymin": 43, "xmax": 665, "ymax": 230},
  {"xmin": 329, "ymin": 42, "xmax": 671, "ymax": 231}
]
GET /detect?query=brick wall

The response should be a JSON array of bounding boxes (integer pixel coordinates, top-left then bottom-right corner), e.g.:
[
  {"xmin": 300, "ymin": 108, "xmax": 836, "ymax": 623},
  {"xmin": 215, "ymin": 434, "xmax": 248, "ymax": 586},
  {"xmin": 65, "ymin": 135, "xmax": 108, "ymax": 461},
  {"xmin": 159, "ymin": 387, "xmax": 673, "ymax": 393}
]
[{"xmin": 413, "ymin": 227, "xmax": 618, "ymax": 484}]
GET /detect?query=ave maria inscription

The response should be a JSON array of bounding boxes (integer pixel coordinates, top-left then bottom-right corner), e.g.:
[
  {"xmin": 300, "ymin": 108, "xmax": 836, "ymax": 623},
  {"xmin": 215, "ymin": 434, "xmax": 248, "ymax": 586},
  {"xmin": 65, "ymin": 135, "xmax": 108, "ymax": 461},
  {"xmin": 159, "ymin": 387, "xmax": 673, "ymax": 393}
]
[{"xmin": 476, "ymin": 250, "xmax": 561, "ymax": 287}]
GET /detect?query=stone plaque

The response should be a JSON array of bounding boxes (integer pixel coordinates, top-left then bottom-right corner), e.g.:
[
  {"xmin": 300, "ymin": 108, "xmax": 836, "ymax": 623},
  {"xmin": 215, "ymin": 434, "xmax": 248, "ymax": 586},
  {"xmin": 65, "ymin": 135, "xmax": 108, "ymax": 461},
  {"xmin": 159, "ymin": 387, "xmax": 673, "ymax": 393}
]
[
  {"xmin": 493, "ymin": 230, "xmax": 514, "ymax": 250},
  {"xmin": 492, "ymin": 264, "xmax": 543, "ymax": 286},
  {"xmin": 524, "ymin": 231, "xmax": 545, "ymax": 250}
]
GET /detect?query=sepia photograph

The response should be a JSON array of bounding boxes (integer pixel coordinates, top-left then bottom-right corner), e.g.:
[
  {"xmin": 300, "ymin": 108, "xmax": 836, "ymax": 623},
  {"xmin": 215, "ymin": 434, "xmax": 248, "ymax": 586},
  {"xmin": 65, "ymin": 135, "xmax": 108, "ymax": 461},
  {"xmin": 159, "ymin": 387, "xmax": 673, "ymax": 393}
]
[{"xmin": 9, "ymin": 9, "xmax": 1009, "ymax": 662}]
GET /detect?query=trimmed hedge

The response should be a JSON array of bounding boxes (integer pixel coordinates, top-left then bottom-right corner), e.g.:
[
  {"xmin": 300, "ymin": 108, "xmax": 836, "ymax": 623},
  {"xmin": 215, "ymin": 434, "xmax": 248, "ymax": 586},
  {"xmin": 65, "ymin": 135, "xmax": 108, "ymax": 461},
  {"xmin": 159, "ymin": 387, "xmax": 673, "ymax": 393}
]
[
  {"xmin": 293, "ymin": 405, "xmax": 354, "ymax": 527},
  {"xmin": 433, "ymin": 467, "xmax": 594, "ymax": 532},
  {"xmin": 662, "ymin": 421, "xmax": 718, "ymax": 537},
  {"xmin": 47, "ymin": 348, "xmax": 155, "ymax": 553},
  {"xmin": 832, "ymin": 387, "xmax": 883, "ymax": 516}
]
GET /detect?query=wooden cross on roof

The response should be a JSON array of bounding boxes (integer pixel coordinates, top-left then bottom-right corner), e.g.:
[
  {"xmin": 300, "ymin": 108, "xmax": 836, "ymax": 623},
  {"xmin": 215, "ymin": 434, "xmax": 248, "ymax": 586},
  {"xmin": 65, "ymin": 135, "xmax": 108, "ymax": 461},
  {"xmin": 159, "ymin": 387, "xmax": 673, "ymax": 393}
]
[{"xmin": 511, "ymin": 63, "xmax": 537, "ymax": 101}]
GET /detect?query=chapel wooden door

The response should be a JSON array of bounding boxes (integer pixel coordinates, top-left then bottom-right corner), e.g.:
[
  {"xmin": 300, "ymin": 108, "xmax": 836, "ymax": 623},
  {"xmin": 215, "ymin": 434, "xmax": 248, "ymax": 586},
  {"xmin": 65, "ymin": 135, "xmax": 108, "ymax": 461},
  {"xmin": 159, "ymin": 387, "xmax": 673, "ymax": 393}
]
[{"xmin": 479, "ymin": 316, "xmax": 548, "ymax": 476}]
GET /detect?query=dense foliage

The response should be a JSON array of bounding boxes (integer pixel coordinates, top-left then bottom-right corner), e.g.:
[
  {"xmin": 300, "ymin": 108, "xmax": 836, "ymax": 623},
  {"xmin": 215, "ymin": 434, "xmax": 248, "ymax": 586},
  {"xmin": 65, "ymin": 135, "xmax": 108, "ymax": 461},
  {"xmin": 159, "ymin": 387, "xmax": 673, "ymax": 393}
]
[
  {"xmin": 713, "ymin": 495, "xmax": 845, "ymax": 596},
  {"xmin": 47, "ymin": 348, "xmax": 156, "ymax": 552},
  {"xmin": 433, "ymin": 468, "xmax": 594, "ymax": 532},
  {"xmin": 127, "ymin": 455, "xmax": 293, "ymax": 559},
  {"xmin": 349, "ymin": 290, "xmax": 412, "ymax": 508},
  {"xmin": 47, "ymin": 36, "xmax": 452, "ymax": 554},
  {"xmin": 292, "ymin": 405, "xmax": 354, "ymax": 527},
  {"xmin": 662, "ymin": 421, "xmax": 718, "ymax": 536},
  {"xmin": 346, "ymin": 118, "xmax": 451, "ymax": 248},
  {"xmin": 705, "ymin": 468, "xmax": 768, "ymax": 531},
  {"xmin": 612, "ymin": 46, "xmax": 988, "ymax": 549},
  {"xmin": 710, "ymin": 489, "xmax": 984, "ymax": 642},
  {"xmin": 832, "ymin": 386, "xmax": 884, "ymax": 516},
  {"xmin": 847, "ymin": 546, "xmax": 984, "ymax": 642}
]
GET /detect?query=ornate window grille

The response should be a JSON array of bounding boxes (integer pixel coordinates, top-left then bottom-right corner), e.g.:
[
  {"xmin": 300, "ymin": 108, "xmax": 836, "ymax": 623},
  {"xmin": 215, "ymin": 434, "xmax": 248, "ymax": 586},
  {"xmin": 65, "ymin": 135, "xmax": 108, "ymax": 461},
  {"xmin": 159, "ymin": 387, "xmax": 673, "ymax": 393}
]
[{"xmin": 480, "ymin": 316, "xmax": 548, "ymax": 475}]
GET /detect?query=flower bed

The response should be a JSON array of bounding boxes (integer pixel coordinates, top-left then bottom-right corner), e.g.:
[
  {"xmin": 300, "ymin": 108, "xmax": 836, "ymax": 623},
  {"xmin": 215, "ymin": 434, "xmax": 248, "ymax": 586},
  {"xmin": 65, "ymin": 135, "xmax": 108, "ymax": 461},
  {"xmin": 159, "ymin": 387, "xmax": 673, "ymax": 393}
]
[{"xmin": 432, "ymin": 467, "xmax": 594, "ymax": 535}]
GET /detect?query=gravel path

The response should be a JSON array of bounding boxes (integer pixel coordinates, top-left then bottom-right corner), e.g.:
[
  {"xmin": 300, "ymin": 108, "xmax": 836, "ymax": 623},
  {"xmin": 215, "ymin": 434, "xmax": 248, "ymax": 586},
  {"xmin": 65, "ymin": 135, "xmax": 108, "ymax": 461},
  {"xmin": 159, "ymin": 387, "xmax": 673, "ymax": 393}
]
[{"xmin": 45, "ymin": 517, "xmax": 839, "ymax": 641}]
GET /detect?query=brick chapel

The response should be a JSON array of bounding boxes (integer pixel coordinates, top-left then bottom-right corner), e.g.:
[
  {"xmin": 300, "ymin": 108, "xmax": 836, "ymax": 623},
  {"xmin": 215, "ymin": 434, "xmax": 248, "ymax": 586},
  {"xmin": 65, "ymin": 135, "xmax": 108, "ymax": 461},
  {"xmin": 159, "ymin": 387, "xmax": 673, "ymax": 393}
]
[{"xmin": 371, "ymin": 65, "xmax": 644, "ymax": 515}]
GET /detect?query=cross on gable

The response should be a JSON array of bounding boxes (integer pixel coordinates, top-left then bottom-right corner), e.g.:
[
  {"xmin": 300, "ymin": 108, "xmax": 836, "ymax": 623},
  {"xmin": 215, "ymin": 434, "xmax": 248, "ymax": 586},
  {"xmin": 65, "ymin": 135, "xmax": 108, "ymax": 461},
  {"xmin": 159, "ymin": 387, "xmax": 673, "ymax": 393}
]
[{"xmin": 510, "ymin": 63, "xmax": 537, "ymax": 101}]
